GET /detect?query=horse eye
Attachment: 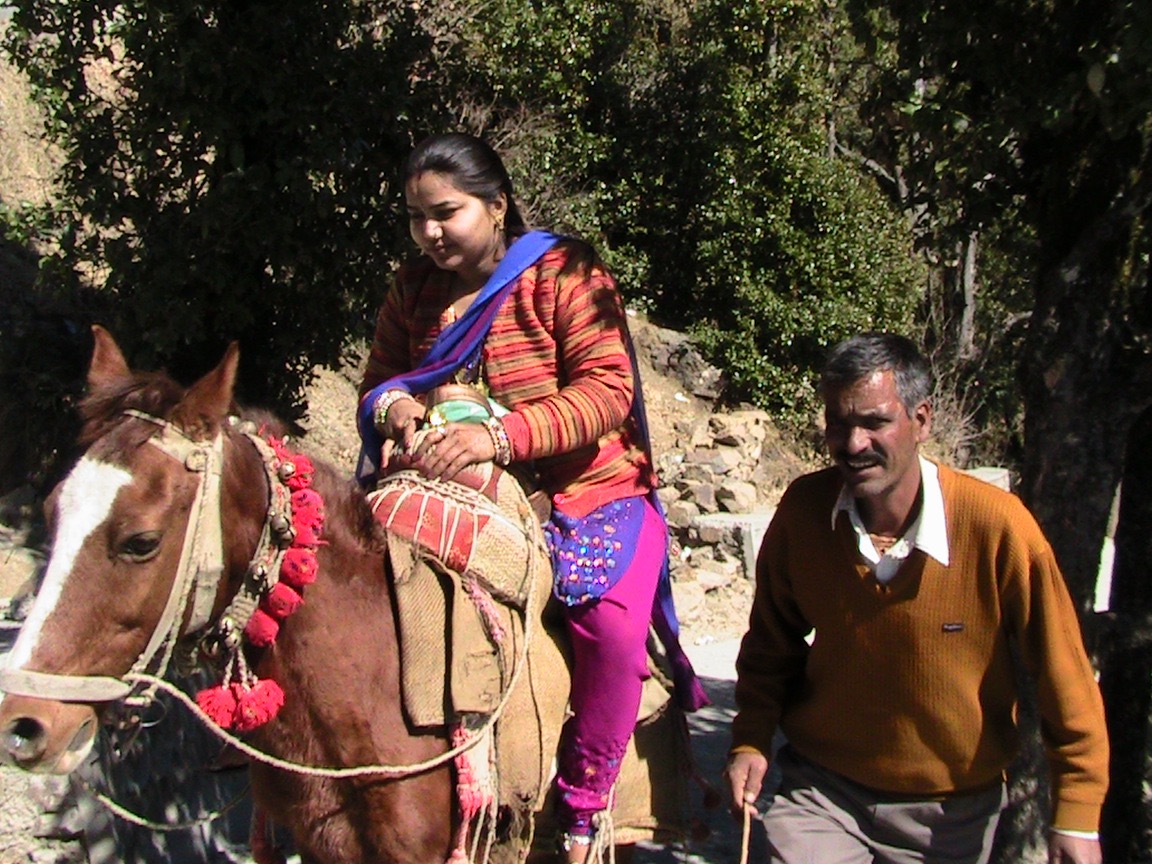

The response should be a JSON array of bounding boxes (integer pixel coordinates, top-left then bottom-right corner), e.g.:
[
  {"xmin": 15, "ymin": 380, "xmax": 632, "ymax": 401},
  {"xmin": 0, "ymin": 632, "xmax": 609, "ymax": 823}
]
[{"xmin": 118, "ymin": 532, "xmax": 162, "ymax": 562}]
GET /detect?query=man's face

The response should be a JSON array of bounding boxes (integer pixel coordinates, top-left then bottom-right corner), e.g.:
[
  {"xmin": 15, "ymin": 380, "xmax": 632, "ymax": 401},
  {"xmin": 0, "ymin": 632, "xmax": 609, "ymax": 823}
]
[{"xmin": 823, "ymin": 369, "xmax": 931, "ymax": 504}]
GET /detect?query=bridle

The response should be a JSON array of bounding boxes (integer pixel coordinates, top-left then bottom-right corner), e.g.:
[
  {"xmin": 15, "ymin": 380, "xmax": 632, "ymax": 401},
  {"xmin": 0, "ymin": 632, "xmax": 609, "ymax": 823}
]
[{"xmin": 0, "ymin": 410, "xmax": 292, "ymax": 707}]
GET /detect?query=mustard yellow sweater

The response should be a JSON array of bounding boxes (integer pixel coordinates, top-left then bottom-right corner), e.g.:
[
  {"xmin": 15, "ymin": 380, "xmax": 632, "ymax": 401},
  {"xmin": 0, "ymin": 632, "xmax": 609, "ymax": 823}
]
[{"xmin": 731, "ymin": 463, "xmax": 1109, "ymax": 832}]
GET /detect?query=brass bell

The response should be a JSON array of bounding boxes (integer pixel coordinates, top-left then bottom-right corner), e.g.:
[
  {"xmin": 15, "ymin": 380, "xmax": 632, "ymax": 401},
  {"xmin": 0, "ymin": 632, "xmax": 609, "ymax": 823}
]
[
  {"xmin": 278, "ymin": 462, "xmax": 297, "ymax": 482},
  {"xmin": 270, "ymin": 514, "xmax": 292, "ymax": 536},
  {"xmin": 218, "ymin": 618, "xmax": 242, "ymax": 650}
]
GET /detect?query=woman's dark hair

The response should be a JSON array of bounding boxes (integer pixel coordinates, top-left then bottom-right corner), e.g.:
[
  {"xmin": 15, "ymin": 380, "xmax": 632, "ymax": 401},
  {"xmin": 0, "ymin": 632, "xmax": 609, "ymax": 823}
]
[
  {"xmin": 404, "ymin": 133, "xmax": 528, "ymax": 236},
  {"xmin": 820, "ymin": 332, "xmax": 932, "ymax": 414}
]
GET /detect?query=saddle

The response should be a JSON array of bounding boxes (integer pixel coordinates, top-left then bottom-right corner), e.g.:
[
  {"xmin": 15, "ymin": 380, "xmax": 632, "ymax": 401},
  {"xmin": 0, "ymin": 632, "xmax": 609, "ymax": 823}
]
[{"xmin": 369, "ymin": 443, "xmax": 544, "ymax": 723}]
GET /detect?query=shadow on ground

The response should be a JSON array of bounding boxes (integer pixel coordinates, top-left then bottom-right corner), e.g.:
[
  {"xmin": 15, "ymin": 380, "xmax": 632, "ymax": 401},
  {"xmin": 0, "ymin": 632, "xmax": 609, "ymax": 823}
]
[{"xmin": 636, "ymin": 671, "xmax": 769, "ymax": 864}]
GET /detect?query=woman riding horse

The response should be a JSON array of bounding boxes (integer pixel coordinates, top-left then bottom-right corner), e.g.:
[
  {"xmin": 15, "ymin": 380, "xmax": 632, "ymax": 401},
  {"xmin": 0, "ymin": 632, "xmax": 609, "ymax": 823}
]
[{"xmin": 357, "ymin": 133, "xmax": 708, "ymax": 861}]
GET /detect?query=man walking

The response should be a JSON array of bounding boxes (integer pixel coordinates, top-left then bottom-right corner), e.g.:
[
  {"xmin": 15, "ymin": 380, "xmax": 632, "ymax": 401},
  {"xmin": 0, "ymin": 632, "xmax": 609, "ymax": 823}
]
[{"xmin": 726, "ymin": 333, "xmax": 1108, "ymax": 864}]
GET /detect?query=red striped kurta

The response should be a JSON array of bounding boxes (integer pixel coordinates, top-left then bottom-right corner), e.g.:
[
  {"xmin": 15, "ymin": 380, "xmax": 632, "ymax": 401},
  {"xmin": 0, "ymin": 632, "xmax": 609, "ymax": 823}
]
[{"xmin": 360, "ymin": 242, "xmax": 655, "ymax": 516}]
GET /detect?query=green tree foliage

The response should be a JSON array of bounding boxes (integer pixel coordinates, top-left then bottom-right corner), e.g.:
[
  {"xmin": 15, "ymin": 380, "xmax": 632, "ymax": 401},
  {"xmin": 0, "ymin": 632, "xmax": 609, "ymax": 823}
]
[
  {"xmin": 2, "ymin": 0, "xmax": 423, "ymax": 418},
  {"xmin": 622, "ymin": 1, "xmax": 921, "ymax": 430},
  {"xmin": 420, "ymin": 0, "xmax": 925, "ymax": 432},
  {"xmin": 2, "ymin": 0, "xmax": 924, "ymax": 448}
]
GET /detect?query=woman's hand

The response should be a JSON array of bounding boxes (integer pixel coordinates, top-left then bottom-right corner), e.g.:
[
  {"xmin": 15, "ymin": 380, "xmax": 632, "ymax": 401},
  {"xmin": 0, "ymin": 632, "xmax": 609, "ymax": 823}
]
[
  {"xmin": 379, "ymin": 397, "xmax": 425, "ymax": 467},
  {"xmin": 412, "ymin": 421, "xmax": 497, "ymax": 482}
]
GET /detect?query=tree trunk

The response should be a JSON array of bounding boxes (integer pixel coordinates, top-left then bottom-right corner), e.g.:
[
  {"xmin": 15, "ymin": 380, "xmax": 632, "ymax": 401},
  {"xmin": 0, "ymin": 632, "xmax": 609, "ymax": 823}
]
[
  {"xmin": 1018, "ymin": 208, "xmax": 1150, "ymax": 616},
  {"xmin": 957, "ymin": 231, "xmax": 977, "ymax": 362},
  {"xmin": 1017, "ymin": 188, "xmax": 1152, "ymax": 864},
  {"xmin": 1100, "ymin": 405, "xmax": 1152, "ymax": 862}
]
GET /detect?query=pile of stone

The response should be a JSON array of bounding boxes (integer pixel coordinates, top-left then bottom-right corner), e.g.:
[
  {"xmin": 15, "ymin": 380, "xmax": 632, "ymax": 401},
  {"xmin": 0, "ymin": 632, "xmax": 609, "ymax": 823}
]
[
  {"xmin": 655, "ymin": 409, "xmax": 808, "ymax": 640},
  {"xmin": 629, "ymin": 320, "xmax": 814, "ymax": 638},
  {"xmin": 660, "ymin": 410, "xmax": 775, "ymax": 570}
]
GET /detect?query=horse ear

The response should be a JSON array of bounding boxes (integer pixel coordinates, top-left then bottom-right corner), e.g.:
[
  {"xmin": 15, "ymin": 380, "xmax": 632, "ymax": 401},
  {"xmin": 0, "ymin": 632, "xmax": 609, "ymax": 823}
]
[
  {"xmin": 87, "ymin": 325, "xmax": 131, "ymax": 390},
  {"xmin": 178, "ymin": 342, "xmax": 241, "ymax": 430}
]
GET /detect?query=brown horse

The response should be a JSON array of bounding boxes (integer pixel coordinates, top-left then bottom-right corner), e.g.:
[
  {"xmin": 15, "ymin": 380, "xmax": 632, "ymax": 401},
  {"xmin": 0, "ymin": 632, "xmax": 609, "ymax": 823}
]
[{"xmin": 0, "ymin": 327, "xmax": 688, "ymax": 863}]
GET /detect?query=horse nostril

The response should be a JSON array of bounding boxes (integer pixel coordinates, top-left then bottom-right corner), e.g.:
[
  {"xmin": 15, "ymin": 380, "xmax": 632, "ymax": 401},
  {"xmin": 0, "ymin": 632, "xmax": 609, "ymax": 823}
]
[{"xmin": 2, "ymin": 716, "xmax": 48, "ymax": 765}]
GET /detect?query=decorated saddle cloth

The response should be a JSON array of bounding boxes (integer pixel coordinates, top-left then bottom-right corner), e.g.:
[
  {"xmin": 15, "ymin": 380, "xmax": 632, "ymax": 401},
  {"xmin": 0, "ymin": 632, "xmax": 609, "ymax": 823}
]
[{"xmin": 368, "ymin": 430, "xmax": 546, "ymax": 724}]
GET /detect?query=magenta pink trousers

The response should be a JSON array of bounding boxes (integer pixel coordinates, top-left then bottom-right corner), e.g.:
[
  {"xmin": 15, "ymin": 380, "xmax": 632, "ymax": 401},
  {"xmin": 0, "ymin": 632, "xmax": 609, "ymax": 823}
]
[{"xmin": 553, "ymin": 497, "xmax": 665, "ymax": 837}]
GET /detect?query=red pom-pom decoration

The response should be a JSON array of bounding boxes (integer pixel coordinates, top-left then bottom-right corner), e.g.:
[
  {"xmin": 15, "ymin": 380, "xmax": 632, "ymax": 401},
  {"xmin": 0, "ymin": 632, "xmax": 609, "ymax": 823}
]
[
  {"xmin": 233, "ymin": 679, "xmax": 286, "ymax": 732},
  {"xmin": 263, "ymin": 582, "xmax": 303, "ymax": 619},
  {"xmin": 291, "ymin": 488, "xmax": 324, "ymax": 519},
  {"xmin": 245, "ymin": 608, "xmax": 281, "ymax": 646},
  {"xmin": 284, "ymin": 456, "xmax": 314, "ymax": 491},
  {"xmin": 197, "ymin": 684, "xmax": 240, "ymax": 729},
  {"xmin": 293, "ymin": 522, "xmax": 324, "ymax": 547},
  {"xmin": 280, "ymin": 547, "xmax": 318, "ymax": 588},
  {"xmin": 196, "ymin": 436, "xmax": 322, "ymax": 733}
]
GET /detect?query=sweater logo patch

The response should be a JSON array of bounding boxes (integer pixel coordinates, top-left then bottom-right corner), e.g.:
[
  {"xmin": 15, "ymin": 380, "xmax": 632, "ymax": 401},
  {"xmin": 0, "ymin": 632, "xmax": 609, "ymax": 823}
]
[{"xmin": 942, "ymin": 622, "xmax": 965, "ymax": 633}]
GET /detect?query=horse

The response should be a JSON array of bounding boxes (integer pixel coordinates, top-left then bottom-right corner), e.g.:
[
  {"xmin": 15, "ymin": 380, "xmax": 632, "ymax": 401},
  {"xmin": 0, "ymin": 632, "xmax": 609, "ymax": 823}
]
[{"xmin": 0, "ymin": 326, "xmax": 691, "ymax": 863}]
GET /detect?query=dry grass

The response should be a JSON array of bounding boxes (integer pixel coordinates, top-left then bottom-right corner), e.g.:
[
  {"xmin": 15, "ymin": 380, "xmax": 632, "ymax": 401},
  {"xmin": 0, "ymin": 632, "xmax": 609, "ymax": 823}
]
[{"xmin": 0, "ymin": 26, "xmax": 61, "ymax": 212}]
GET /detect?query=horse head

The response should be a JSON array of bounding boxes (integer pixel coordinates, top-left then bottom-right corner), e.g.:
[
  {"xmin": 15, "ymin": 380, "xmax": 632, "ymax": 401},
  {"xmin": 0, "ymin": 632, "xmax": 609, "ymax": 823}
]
[{"xmin": 0, "ymin": 326, "xmax": 254, "ymax": 773}]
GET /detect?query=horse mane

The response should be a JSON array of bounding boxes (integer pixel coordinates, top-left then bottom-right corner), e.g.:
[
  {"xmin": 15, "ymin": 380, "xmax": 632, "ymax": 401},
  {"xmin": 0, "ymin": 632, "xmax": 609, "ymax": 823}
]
[
  {"xmin": 305, "ymin": 450, "xmax": 383, "ymax": 552},
  {"xmin": 231, "ymin": 406, "xmax": 382, "ymax": 552},
  {"xmin": 78, "ymin": 370, "xmax": 197, "ymax": 449}
]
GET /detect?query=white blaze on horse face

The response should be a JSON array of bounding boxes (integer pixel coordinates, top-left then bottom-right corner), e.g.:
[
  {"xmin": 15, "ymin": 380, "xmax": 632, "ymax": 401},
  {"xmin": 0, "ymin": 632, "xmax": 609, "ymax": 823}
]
[{"xmin": 5, "ymin": 457, "xmax": 132, "ymax": 670}]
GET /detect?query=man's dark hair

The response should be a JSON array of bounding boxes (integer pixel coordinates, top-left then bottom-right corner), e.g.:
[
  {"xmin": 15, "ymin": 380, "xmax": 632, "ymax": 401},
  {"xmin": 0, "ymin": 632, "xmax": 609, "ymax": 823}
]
[{"xmin": 820, "ymin": 332, "xmax": 932, "ymax": 414}]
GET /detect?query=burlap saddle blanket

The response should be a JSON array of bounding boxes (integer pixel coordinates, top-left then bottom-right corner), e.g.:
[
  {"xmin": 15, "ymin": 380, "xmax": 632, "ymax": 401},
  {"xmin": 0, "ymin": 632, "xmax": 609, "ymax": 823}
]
[
  {"xmin": 367, "ymin": 449, "xmax": 690, "ymax": 858},
  {"xmin": 370, "ymin": 452, "xmax": 543, "ymax": 724}
]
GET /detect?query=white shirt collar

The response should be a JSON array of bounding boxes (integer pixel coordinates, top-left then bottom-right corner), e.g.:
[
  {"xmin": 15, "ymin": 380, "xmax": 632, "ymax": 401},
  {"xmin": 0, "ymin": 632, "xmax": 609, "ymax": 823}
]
[{"xmin": 832, "ymin": 455, "xmax": 950, "ymax": 569}]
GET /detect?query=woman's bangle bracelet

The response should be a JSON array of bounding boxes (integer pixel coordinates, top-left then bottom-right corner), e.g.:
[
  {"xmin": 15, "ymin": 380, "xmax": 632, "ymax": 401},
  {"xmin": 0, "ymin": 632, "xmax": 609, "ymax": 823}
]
[
  {"xmin": 483, "ymin": 415, "xmax": 512, "ymax": 466},
  {"xmin": 372, "ymin": 389, "xmax": 415, "ymax": 431}
]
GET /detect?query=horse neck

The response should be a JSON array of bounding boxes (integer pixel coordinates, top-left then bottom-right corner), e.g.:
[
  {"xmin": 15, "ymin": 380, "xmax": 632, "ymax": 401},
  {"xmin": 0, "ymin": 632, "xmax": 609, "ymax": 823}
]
[
  {"xmin": 218, "ymin": 431, "xmax": 272, "ymax": 601},
  {"xmin": 218, "ymin": 429, "xmax": 384, "ymax": 593}
]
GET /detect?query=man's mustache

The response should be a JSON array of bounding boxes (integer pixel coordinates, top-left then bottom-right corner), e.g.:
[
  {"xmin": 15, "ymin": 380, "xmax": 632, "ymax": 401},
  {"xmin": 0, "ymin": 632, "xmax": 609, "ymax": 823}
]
[{"xmin": 836, "ymin": 451, "xmax": 884, "ymax": 469}]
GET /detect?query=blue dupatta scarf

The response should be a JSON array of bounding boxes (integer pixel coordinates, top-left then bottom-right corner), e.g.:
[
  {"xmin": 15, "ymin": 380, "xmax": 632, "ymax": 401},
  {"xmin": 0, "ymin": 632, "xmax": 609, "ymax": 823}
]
[{"xmin": 356, "ymin": 230, "xmax": 560, "ymax": 485}]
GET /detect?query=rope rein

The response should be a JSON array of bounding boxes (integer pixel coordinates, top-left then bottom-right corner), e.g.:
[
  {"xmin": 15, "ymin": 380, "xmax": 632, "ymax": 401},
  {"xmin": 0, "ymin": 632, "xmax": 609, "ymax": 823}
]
[{"xmin": 79, "ymin": 775, "xmax": 251, "ymax": 832}]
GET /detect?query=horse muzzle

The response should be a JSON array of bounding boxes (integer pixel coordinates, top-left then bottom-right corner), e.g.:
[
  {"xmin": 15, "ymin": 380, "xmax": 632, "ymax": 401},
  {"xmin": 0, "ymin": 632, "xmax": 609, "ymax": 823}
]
[{"xmin": 0, "ymin": 695, "xmax": 99, "ymax": 774}]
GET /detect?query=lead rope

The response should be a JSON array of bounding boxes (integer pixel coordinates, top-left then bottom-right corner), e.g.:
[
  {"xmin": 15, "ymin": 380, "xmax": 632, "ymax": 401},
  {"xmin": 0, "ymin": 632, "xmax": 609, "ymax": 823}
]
[{"xmin": 79, "ymin": 775, "xmax": 250, "ymax": 832}]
